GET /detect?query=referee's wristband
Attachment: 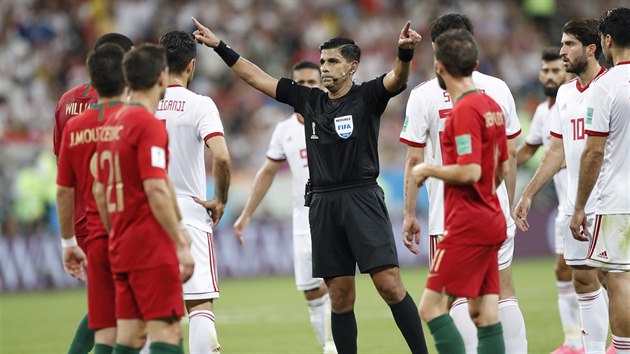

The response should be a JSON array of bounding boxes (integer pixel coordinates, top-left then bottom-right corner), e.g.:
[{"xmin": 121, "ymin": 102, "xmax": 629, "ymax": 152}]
[
  {"xmin": 214, "ymin": 41, "xmax": 240, "ymax": 67},
  {"xmin": 61, "ymin": 236, "xmax": 78, "ymax": 249},
  {"xmin": 398, "ymin": 47, "xmax": 414, "ymax": 62}
]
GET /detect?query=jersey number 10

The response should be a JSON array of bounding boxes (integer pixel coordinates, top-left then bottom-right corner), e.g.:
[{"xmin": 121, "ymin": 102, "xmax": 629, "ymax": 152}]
[{"xmin": 571, "ymin": 118, "xmax": 585, "ymax": 140}]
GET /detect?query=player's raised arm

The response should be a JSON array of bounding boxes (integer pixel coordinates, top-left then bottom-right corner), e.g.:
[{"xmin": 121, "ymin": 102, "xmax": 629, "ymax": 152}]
[
  {"xmin": 383, "ymin": 21, "xmax": 422, "ymax": 93},
  {"xmin": 192, "ymin": 17, "xmax": 279, "ymax": 99}
]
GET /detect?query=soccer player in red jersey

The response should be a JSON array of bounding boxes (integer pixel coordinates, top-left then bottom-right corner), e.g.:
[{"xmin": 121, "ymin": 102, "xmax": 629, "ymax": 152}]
[
  {"xmin": 94, "ymin": 44, "xmax": 194, "ymax": 354},
  {"xmin": 56, "ymin": 43, "xmax": 127, "ymax": 354},
  {"xmin": 411, "ymin": 29, "xmax": 509, "ymax": 354},
  {"xmin": 53, "ymin": 32, "xmax": 133, "ymax": 354}
]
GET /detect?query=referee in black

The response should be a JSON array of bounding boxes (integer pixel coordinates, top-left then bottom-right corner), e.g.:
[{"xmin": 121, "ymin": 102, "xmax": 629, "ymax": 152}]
[{"xmin": 192, "ymin": 17, "xmax": 427, "ymax": 354}]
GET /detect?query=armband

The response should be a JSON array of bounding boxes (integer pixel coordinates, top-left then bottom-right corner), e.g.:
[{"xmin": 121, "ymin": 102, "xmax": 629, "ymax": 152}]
[
  {"xmin": 398, "ymin": 47, "xmax": 414, "ymax": 62},
  {"xmin": 214, "ymin": 41, "xmax": 240, "ymax": 67}
]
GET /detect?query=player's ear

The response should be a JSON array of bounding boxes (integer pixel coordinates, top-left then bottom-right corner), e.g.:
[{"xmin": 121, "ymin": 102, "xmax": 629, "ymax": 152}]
[
  {"xmin": 188, "ymin": 58, "xmax": 196, "ymax": 74},
  {"xmin": 473, "ymin": 60, "xmax": 480, "ymax": 71},
  {"xmin": 350, "ymin": 61, "xmax": 358, "ymax": 75}
]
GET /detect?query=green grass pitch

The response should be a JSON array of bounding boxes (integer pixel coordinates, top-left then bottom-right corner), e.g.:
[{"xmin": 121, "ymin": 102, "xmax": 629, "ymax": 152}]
[{"xmin": 1, "ymin": 257, "xmax": 565, "ymax": 353}]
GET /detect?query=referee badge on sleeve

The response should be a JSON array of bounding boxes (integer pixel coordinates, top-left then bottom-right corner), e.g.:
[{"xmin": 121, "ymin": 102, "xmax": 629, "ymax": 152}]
[{"xmin": 334, "ymin": 115, "xmax": 353, "ymax": 139}]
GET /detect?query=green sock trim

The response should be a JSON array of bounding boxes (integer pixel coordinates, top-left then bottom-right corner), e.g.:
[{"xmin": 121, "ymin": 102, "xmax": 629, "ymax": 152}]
[
  {"xmin": 427, "ymin": 314, "xmax": 466, "ymax": 354},
  {"xmin": 427, "ymin": 313, "xmax": 453, "ymax": 334},
  {"xmin": 149, "ymin": 342, "xmax": 183, "ymax": 354},
  {"xmin": 67, "ymin": 313, "xmax": 95, "ymax": 354},
  {"xmin": 477, "ymin": 322, "xmax": 504, "ymax": 354},
  {"xmin": 94, "ymin": 343, "xmax": 114, "ymax": 354},
  {"xmin": 112, "ymin": 343, "xmax": 140, "ymax": 354}
]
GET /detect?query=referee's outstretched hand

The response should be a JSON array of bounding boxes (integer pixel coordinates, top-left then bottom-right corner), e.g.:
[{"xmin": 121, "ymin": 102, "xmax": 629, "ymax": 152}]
[
  {"xmin": 192, "ymin": 17, "xmax": 219, "ymax": 48},
  {"xmin": 398, "ymin": 21, "xmax": 422, "ymax": 50},
  {"xmin": 402, "ymin": 216, "xmax": 421, "ymax": 255}
]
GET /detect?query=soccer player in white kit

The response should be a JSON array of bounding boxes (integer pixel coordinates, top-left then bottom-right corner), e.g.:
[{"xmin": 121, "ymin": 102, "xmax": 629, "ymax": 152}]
[
  {"xmin": 515, "ymin": 47, "xmax": 583, "ymax": 353},
  {"xmin": 400, "ymin": 14, "xmax": 526, "ymax": 354},
  {"xmin": 234, "ymin": 61, "xmax": 336, "ymax": 354},
  {"xmin": 570, "ymin": 7, "xmax": 630, "ymax": 353},
  {"xmin": 156, "ymin": 31, "xmax": 231, "ymax": 353},
  {"xmin": 514, "ymin": 19, "xmax": 612, "ymax": 354}
]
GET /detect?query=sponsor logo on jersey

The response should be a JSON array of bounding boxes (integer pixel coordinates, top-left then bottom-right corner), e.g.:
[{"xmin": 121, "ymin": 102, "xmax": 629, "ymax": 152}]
[
  {"xmin": 310, "ymin": 122, "xmax": 319, "ymax": 140},
  {"xmin": 334, "ymin": 115, "xmax": 353, "ymax": 139},
  {"xmin": 586, "ymin": 107, "xmax": 594, "ymax": 125},
  {"xmin": 151, "ymin": 146, "xmax": 166, "ymax": 168},
  {"xmin": 597, "ymin": 250, "xmax": 608, "ymax": 260},
  {"xmin": 455, "ymin": 134, "xmax": 472, "ymax": 155}
]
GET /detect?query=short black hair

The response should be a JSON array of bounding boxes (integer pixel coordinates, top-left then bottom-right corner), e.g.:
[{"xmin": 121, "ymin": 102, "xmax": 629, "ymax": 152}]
[
  {"xmin": 542, "ymin": 46, "xmax": 562, "ymax": 62},
  {"xmin": 319, "ymin": 38, "xmax": 361, "ymax": 63},
  {"xmin": 94, "ymin": 33, "xmax": 134, "ymax": 52},
  {"xmin": 292, "ymin": 61, "xmax": 320, "ymax": 72},
  {"xmin": 563, "ymin": 19, "xmax": 602, "ymax": 59},
  {"xmin": 599, "ymin": 7, "xmax": 630, "ymax": 48},
  {"xmin": 430, "ymin": 14, "xmax": 474, "ymax": 42},
  {"xmin": 87, "ymin": 43, "xmax": 125, "ymax": 98},
  {"xmin": 123, "ymin": 44, "xmax": 167, "ymax": 91},
  {"xmin": 159, "ymin": 30, "xmax": 197, "ymax": 74},
  {"xmin": 435, "ymin": 29, "xmax": 477, "ymax": 78}
]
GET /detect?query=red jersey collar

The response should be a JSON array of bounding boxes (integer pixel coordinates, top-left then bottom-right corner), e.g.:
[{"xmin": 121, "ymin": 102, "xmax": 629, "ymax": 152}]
[
  {"xmin": 576, "ymin": 66, "xmax": 606, "ymax": 93},
  {"xmin": 616, "ymin": 60, "xmax": 630, "ymax": 66},
  {"xmin": 167, "ymin": 84, "xmax": 184, "ymax": 88}
]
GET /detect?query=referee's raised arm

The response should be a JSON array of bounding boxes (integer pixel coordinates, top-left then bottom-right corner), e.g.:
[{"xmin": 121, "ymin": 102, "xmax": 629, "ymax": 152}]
[
  {"xmin": 383, "ymin": 21, "xmax": 422, "ymax": 93},
  {"xmin": 192, "ymin": 17, "xmax": 279, "ymax": 99}
]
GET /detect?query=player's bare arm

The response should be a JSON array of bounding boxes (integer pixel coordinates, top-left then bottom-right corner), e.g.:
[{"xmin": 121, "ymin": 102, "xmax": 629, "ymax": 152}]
[
  {"xmin": 412, "ymin": 162, "xmax": 481, "ymax": 187},
  {"xmin": 402, "ymin": 146, "xmax": 424, "ymax": 255},
  {"xmin": 495, "ymin": 160, "xmax": 510, "ymax": 188},
  {"xmin": 192, "ymin": 135, "xmax": 231, "ymax": 227},
  {"xmin": 383, "ymin": 21, "xmax": 422, "ymax": 93},
  {"xmin": 570, "ymin": 135, "xmax": 606, "ymax": 242},
  {"xmin": 192, "ymin": 17, "xmax": 279, "ymax": 99},
  {"xmin": 233, "ymin": 159, "xmax": 282, "ymax": 245},
  {"xmin": 505, "ymin": 138, "xmax": 517, "ymax": 210},
  {"xmin": 56, "ymin": 185, "xmax": 87, "ymax": 281},
  {"xmin": 92, "ymin": 181, "xmax": 110, "ymax": 232},
  {"xmin": 514, "ymin": 136, "xmax": 565, "ymax": 232},
  {"xmin": 516, "ymin": 143, "xmax": 539, "ymax": 164}
]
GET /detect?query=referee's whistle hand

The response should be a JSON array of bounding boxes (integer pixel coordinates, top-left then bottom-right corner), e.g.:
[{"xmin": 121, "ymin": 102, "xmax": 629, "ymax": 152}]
[{"xmin": 402, "ymin": 216, "xmax": 421, "ymax": 254}]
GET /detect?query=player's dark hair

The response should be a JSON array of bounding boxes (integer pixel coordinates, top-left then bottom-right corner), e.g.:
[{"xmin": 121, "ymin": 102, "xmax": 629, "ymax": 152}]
[
  {"xmin": 435, "ymin": 29, "xmax": 477, "ymax": 78},
  {"xmin": 159, "ymin": 30, "xmax": 197, "ymax": 74},
  {"xmin": 541, "ymin": 46, "xmax": 562, "ymax": 62},
  {"xmin": 123, "ymin": 44, "xmax": 167, "ymax": 91},
  {"xmin": 292, "ymin": 61, "xmax": 320, "ymax": 73},
  {"xmin": 87, "ymin": 43, "xmax": 125, "ymax": 98},
  {"xmin": 599, "ymin": 7, "xmax": 630, "ymax": 48},
  {"xmin": 430, "ymin": 13, "xmax": 474, "ymax": 42},
  {"xmin": 563, "ymin": 19, "xmax": 602, "ymax": 59},
  {"xmin": 94, "ymin": 33, "xmax": 134, "ymax": 52},
  {"xmin": 319, "ymin": 38, "xmax": 361, "ymax": 63}
]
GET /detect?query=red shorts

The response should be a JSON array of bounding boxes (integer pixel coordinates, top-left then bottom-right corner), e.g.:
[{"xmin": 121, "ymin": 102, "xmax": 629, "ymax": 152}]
[
  {"xmin": 114, "ymin": 264, "xmax": 184, "ymax": 321},
  {"xmin": 426, "ymin": 241, "xmax": 501, "ymax": 299},
  {"xmin": 77, "ymin": 234, "xmax": 88, "ymax": 253},
  {"xmin": 86, "ymin": 237, "xmax": 116, "ymax": 329}
]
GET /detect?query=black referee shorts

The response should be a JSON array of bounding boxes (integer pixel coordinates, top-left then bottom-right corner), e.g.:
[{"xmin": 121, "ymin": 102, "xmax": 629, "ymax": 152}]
[{"xmin": 309, "ymin": 181, "xmax": 399, "ymax": 278}]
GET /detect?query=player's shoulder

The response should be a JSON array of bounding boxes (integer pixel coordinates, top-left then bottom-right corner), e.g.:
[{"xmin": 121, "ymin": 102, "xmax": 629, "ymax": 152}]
[
  {"xmin": 59, "ymin": 82, "xmax": 95, "ymax": 102},
  {"xmin": 472, "ymin": 71, "xmax": 511, "ymax": 93},
  {"xmin": 410, "ymin": 77, "xmax": 440, "ymax": 95},
  {"xmin": 591, "ymin": 67, "xmax": 618, "ymax": 86}
]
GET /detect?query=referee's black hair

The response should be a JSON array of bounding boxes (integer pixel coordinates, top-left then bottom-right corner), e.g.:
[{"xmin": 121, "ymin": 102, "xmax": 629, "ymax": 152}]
[
  {"xmin": 87, "ymin": 43, "xmax": 125, "ymax": 98},
  {"xmin": 292, "ymin": 61, "xmax": 320, "ymax": 73},
  {"xmin": 159, "ymin": 31, "xmax": 197, "ymax": 74},
  {"xmin": 430, "ymin": 14, "xmax": 474, "ymax": 42},
  {"xmin": 599, "ymin": 7, "xmax": 630, "ymax": 48},
  {"xmin": 563, "ymin": 19, "xmax": 602, "ymax": 59},
  {"xmin": 123, "ymin": 44, "xmax": 167, "ymax": 91},
  {"xmin": 435, "ymin": 29, "xmax": 478, "ymax": 78},
  {"xmin": 94, "ymin": 33, "xmax": 134, "ymax": 52},
  {"xmin": 541, "ymin": 46, "xmax": 562, "ymax": 62},
  {"xmin": 319, "ymin": 38, "xmax": 361, "ymax": 63}
]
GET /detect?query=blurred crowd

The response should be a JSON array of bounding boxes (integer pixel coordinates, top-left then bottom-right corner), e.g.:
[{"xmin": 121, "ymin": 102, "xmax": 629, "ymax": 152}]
[{"xmin": 0, "ymin": 0, "xmax": 624, "ymax": 235}]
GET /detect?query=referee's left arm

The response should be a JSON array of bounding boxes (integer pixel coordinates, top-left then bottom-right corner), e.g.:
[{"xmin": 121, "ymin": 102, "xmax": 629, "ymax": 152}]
[{"xmin": 383, "ymin": 21, "xmax": 422, "ymax": 93}]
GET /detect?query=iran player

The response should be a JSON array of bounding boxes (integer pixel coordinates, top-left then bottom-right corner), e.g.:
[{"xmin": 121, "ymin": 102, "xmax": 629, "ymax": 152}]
[
  {"xmin": 155, "ymin": 31, "xmax": 231, "ymax": 354},
  {"xmin": 53, "ymin": 32, "xmax": 133, "ymax": 354},
  {"xmin": 400, "ymin": 14, "xmax": 525, "ymax": 353},
  {"xmin": 514, "ymin": 19, "xmax": 610, "ymax": 354},
  {"xmin": 412, "ymin": 28, "xmax": 509, "ymax": 354},
  {"xmin": 57, "ymin": 43, "xmax": 127, "ymax": 354},
  {"xmin": 570, "ymin": 7, "xmax": 630, "ymax": 353},
  {"xmin": 94, "ymin": 44, "xmax": 194, "ymax": 354},
  {"xmin": 516, "ymin": 48, "xmax": 582, "ymax": 353},
  {"xmin": 233, "ymin": 61, "xmax": 336, "ymax": 354}
]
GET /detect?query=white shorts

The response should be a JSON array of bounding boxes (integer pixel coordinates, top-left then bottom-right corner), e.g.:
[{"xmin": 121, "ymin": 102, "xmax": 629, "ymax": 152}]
[
  {"xmin": 293, "ymin": 233, "xmax": 322, "ymax": 291},
  {"xmin": 587, "ymin": 214, "xmax": 630, "ymax": 271},
  {"xmin": 561, "ymin": 213, "xmax": 594, "ymax": 267},
  {"xmin": 554, "ymin": 211, "xmax": 565, "ymax": 255},
  {"xmin": 183, "ymin": 225, "xmax": 220, "ymax": 300}
]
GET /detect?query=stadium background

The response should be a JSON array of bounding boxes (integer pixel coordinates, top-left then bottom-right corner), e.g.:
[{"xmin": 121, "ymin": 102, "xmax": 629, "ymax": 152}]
[{"xmin": 0, "ymin": 0, "xmax": 625, "ymax": 352}]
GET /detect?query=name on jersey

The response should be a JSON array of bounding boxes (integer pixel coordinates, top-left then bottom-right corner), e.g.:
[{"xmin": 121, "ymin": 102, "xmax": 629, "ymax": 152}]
[
  {"xmin": 65, "ymin": 102, "xmax": 92, "ymax": 116},
  {"xmin": 483, "ymin": 111, "xmax": 505, "ymax": 127},
  {"xmin": 156, "ymin": 99, "xmax": 185, "ymax": 112},
  {"xmin": 69, "ymin": 125, "xmax": 124, "ymax": 147},
  {"xmin": 334, "ymin": 115, "xmax": 353, "ymax": 139}
]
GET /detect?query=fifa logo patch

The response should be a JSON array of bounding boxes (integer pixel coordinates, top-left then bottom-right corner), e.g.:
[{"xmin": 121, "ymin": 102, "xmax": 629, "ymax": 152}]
[{"xmin": 334, "ymin": 115, "xmax": 353, "ymax": 139}]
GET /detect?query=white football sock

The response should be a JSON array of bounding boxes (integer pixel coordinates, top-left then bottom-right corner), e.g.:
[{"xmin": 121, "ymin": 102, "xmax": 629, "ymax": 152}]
[
  {"xmin": 613, "ymin": 335, "xmax": 630, "ymax": 354},
  {"xmin": 577, "ymin": 288, "xmax": 608, "ymax": 354},
  {"xmin": 557, "ymin": 280, "xmax": 582, "ymax": 349},
  {"xmin": 139, "ymin": 335, "xmax": 151, "ymax": 354},
  {"xmin": 189, "ymin": 310, "xmax": 220, "ymax": 353},
  {"xmin": 499, "ymin": 297, "xmax": 528, "ymax": 353},
  {"xmin": 449, "ymin": 298, "xmax": 477, "ymax": 354},
  {"xmin": 308, "ymin": 293, "xmax": 336, "ymax": 351}
]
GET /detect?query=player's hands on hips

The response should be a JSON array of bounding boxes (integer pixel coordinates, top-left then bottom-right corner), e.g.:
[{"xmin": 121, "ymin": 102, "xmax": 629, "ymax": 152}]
[
  {"xmin": 513, "ymin": 196, "xmax": 532, "ymax": 232},
  {"xmin": 233, "ymin": 214, "xmax": 249, "ymax": 245},
  {"xmin": 63, "ymin": 246, "xmax": 87, "ymax": 281},
  {"xmin": 402, "ymin": 215, "xmax": 421, "ymax": 254},
  {"xmin": 193, "ymin": 197, "xmax": 225, "ymax": 226},
  {"xmin": 192, "ymin": 17, "xmax": 220, "ymax": 48},
  {"xmin": 398, "ymin": 21, "xmax": 422, "ymax": 50},
  {"xmin": 411, "ymin": 163, "xmax": 430, "ymax": 187},
  {"xmin": 177, "ymin": 241, "xmax": 195, "ymax": 283},
  {"xmin": 570, "ymin": 209, "xmax": 589, "ymax": 242}
]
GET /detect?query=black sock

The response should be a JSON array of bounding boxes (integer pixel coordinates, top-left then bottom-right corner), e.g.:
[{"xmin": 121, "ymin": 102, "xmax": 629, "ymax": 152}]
[
  {"xmin": 389, "ymin": 292, "xmax": 429, "ymax": 354},
  {"xmin": 331, "ymin": 310, "xmax": 358, "ymax": 354}
]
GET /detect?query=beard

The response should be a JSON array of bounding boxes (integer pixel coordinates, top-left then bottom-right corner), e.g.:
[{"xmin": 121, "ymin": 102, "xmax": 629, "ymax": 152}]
[
  {"xmin": 542, "ymin": 84, "xmax": 560, "ymax": 98},
  {"xmin": 565, "ymin": 54, "xmax": 588, "ymax": 75},
  {"xmin": 437, "ymin": 73, "xmax": 447, "ymax": 90}
]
